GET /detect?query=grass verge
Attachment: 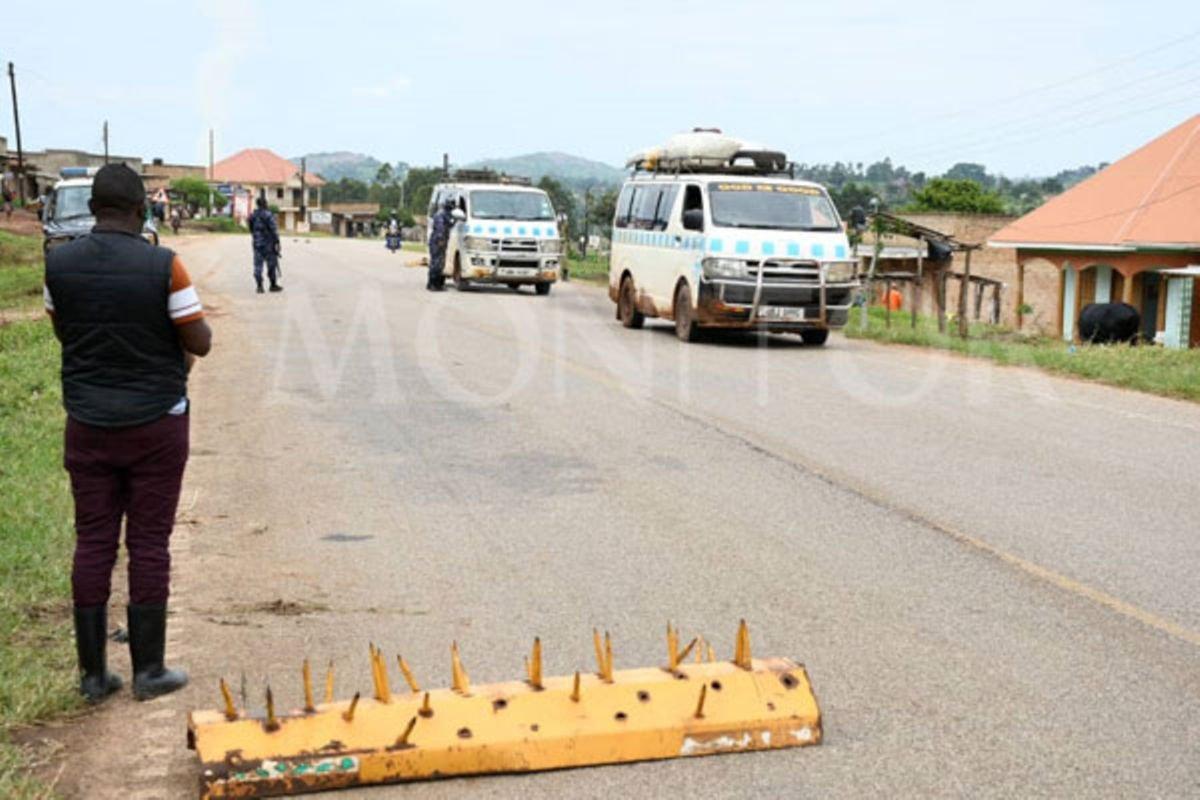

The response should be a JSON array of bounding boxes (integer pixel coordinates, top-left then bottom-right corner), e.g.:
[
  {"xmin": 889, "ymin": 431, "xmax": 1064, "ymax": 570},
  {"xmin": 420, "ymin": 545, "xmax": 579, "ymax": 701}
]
[
  {"xmin": 846, "ymin": 305, "xmax": 1200, "ymax": 402},
  {"xmin": 564, "ymin": 252, "xmax": 610, "ymax": 285},
  {"xmin": 0, "ymin": 232, "xmax": 81, "ymax": 798}
]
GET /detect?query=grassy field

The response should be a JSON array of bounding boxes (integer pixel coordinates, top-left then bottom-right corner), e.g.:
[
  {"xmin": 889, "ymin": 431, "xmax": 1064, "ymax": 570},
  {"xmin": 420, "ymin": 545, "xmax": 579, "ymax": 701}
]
[
  {"xmin": 846, "ymin": 305, "xmax": 1200, "ymax": 402},
  {"xmin": 0, "ymin": 232, "xmax": 82, "ymax": 798},
  {"xmin": 564, "ymin": 252, "xmax": 610, "ymax": 285}
]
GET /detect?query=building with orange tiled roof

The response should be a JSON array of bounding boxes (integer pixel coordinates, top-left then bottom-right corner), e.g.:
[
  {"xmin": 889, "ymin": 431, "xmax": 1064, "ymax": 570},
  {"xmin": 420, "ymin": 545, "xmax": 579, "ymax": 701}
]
[
  {"xmin": 989, "ymin": 114, "xmax": 1200, "ymax": 348},
  {"xmin": 211, "ymin": 148, "xmax": 325, "ymax": 232}
]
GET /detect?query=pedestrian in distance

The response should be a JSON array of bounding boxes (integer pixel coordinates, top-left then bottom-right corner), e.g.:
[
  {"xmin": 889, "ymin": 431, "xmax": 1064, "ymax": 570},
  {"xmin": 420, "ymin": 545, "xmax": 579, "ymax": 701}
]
[
  {"xmin": 248, "ymin": 196, "xmax": 283, "ymax": 294},
  {"xmin": 427, "ymin": 197, "xmax": 458, "ymax": 291},
  {"xmin": 43, "ymin": 163, "xmax": 213, "ymax": 704},
  {"xmin": 2, "ymin": 185, "xmax": 12, "ymax": 219}
]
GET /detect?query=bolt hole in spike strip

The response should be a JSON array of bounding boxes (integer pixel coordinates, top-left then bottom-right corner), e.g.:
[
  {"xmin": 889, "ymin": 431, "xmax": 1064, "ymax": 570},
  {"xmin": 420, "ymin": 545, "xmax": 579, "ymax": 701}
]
[{"xmin": 188, "ymin": 621, "xmax": 821, "ymax": 798}]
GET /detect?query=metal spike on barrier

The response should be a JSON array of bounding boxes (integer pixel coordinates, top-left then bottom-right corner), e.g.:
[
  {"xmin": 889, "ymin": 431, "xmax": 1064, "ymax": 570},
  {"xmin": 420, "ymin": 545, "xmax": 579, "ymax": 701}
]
[
  {"xmin": 397, "ymin": 655, "xmax": 420, "ymax": 694},
  {"xmin": 301, "ymin": 661, "xmax": 314, "ymax": 714},
  {"xmin": 188, "ymin": 620, "xmax": 822, "ymax": 798}
]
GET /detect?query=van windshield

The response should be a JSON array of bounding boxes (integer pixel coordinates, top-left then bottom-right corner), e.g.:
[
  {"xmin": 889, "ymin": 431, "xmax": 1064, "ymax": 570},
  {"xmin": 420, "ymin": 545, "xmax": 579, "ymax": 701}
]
[
  {"xmin": 52, "ymin": 186, "xmax": 94, "ymax": 221},
  {"xmin": 469, "ymin": 191, "xmax": 555, "ymax": 221},
  {"xmin": 708, "ymin": 183, "xmax": 840, "ymax": 231}
]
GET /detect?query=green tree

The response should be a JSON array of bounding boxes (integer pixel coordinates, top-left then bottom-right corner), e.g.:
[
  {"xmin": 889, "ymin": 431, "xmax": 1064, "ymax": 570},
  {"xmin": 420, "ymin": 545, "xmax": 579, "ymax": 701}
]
[
  {"xmin": 401, "ymin": 167, "xmax": 444, "ymax": 215},
  {"xmin": 906, "ymin": 178, "xmax": 1006, "ymax": 215},
  {"xmin": 587, "ymin": 188, "xmax": 618, "ymax": 240},
  {"xmin": 537, "ymin": 176, "xmax": 576, "ymax": 233},
  {"xmin": 170, "ymin": 176, "xmax": 227, "ymax": 212},
  {"xmin": 943, "ymin": 162, "xmax": 994, "ymax": 189},
  {"xmin": 375, "ymin": 163, "xmax": 394, "ymax": 186}
]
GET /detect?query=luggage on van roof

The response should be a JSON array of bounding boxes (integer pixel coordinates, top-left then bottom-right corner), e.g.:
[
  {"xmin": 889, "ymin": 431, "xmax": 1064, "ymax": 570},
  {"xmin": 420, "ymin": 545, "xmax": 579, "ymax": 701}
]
[{"xmin": 626, "ymin": 129, "xmax": 790, "ymax": 176}]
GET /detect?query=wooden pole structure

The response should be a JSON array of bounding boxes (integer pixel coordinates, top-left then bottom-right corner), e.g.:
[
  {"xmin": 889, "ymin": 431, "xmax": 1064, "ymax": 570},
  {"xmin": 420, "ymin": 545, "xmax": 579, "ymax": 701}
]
[
  {"xmin": 859, "ymin": 219, "xmax": 882, "ymax": 332},
  {"xmin": 7, "ymin": 62, "xmax": 26, "ymax": 203},
  {"xmin": 884, "ymin": 278, "xmax": 892, "ymax": 328},
  {"xmin": 912, "ymin": 242, "xmax": 923, "ymax": 330},
  {"xmin": 937, "ymin": 267, "xmax": 948, "ymax": 334},
  {"xmin": 992, "ymin": 283, "xmax": 1002, "ymax": 325},
  {"xmin": 957, "ymin": 249, "xmax": 973, "ymax": 338},
  {"xmin": 1016, "ymin": 260, "xmax": 1025, "ymax": 330}
]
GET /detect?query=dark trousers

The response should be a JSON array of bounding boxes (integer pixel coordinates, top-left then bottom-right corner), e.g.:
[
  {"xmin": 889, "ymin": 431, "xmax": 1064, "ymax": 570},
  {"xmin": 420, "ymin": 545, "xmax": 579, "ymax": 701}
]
[
  {"xmin": 428, "ymin": 247, "xmax": 446, "ymax": 288},
  {"xmin": 253, "ymin": 249, "xmax": 279, "ymax": 285},
  {"xmin": 65, "ymin": 413, "xmax": 189, "ymax": 607}
]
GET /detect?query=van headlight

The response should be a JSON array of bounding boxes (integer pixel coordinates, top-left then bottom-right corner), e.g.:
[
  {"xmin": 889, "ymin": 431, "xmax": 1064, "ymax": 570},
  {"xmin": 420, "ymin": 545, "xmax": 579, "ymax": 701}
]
[
  {"xmin": 824, "ymin": 261, "xmax": 857, "ymax": 282},
  {"xmin": 464, "ymin": 236, "xmax": 497, "ymax": 252},
  {"xmin": 702, "ymin": 258, "xmax": 748, "ymax": 278},
  {"xmin": 539, "ymin": 239, "xmax": 563, "ymax": 254}
]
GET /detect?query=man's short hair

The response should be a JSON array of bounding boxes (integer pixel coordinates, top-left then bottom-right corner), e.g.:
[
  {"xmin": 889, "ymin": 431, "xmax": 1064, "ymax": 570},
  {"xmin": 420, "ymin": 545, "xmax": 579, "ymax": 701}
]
[
  {"xmin": 91, "ymin": 164, "xmax": 145, "ymax": 211},
  {"xmin": 256, "ymin": 196, "xmax": 268, "ymax": 210}
]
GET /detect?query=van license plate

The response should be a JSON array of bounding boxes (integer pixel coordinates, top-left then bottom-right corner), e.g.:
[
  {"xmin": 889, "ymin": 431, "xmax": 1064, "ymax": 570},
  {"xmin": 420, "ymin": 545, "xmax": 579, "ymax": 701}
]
[
  {"xmin": 758, "ymin": 306, "xmax": 805, "ymax": 321},
  {"xmin": 497, "ymin": 267, "xmax": 536, "ymax": 277}
]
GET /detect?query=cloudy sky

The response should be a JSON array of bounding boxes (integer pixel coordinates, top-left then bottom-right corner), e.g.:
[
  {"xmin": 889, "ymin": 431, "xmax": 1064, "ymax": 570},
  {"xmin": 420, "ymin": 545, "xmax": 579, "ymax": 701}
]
[{"xmin": 3, "ymin": 0, "xmax": 1198, "ymax": 177}]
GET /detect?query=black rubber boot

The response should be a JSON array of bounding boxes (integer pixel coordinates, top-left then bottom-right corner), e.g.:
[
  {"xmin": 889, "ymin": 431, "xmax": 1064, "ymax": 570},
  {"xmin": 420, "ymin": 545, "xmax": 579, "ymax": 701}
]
[
  {"xmin": 256, "ymin": 278, "xmax": 264, "ymax": 294},
  {"xmin": 269, "ymin": 282, "xmax": 283, "ymax": 293},
  {"xmin": 73, "ymin": 606, "xmax": 122, "ymax": 704},
  {"xmin": 127, "ymin": 604, "xmax": 188, "ymax": 701}
]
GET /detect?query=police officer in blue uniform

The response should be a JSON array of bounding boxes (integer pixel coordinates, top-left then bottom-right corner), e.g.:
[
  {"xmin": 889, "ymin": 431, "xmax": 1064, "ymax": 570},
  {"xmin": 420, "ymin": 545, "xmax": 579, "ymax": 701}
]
[
  {"xmin": 427, "ymin": 197, "xmax": 458, "ymax": 291},
  {"xmin": 248, "ymin": 197, "xmax": 282, "ymax": 294}
]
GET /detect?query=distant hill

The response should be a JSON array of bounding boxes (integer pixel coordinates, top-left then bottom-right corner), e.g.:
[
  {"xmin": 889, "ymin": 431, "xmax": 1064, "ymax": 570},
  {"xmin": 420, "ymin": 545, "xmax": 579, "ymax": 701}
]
[
  {"xmin": 464, "ymin": 152, "xmax": 624, "ymax": 191},
  {"xmin": 292, "ymin": 152, "xmax": 390, "ymax": 184}
]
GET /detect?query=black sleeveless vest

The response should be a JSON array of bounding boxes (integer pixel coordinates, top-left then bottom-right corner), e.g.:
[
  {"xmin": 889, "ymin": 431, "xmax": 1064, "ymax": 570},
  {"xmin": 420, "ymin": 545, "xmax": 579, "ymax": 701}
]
[{"xmin": 45, "ymin": 229, "xmax": 186, "ymax": 428}]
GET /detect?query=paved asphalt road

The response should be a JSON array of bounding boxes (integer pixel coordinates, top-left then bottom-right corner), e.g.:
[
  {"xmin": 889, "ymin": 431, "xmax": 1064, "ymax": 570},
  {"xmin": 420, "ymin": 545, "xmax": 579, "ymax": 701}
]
[{"xmin": 49, "ymin": 235, "xmax": 1200, "ymax": 798}]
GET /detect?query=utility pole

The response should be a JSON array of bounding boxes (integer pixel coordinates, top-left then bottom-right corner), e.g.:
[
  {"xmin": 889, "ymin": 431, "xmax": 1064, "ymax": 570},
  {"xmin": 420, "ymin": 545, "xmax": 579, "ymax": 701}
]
[
  {"xmin": 208, "ymin": 128, "xmax": 214, "ymax": 180},
  {"xmin": 103, "ymin": 121, "xmax": 109, "ymax": 163},
  {"xmin": 442, "ymin": 153, "xmax": 449, "ymax": 178},
  {"xmin": 299, "ymin": 156, "xmax": 307, "ymax": 228},
  {"xmin": 7, "ymin": 62, "xmax": 26, "ymax": 203}
]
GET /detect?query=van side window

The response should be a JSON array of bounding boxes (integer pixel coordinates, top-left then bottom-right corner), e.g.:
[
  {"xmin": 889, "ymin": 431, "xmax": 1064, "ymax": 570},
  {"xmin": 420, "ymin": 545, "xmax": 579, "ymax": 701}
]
[
  {"xmin": 633, "ymin": 186, "xmax": 661, "ymax": 230},
  {"xmin": 654, "ymin": 185, "xmax": 679, "ymax": 231},
  {"xmin": 681, "ymin": 185, "xmax": 704, "ymax": 231},
  {"xmin": 615, "ymin": 185, "xmax": 636, "ymax": 229}
]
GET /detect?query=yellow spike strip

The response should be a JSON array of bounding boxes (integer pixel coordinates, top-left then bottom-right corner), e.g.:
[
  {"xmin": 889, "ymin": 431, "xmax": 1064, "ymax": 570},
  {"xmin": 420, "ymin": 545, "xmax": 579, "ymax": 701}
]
[
  {"xmin": 324, "ymin": 661, "xmax": 335, "ymax": 704},
  {"xmin": 302, "ymin": 660, "xmax": 315, "ymax": 713},
  {"xmin": 450, "ymin": 642, "xmax": 470, "ymax": 695},
  {"xmin": 419, "ymin": 692, "xmax": 433, "ymax": 718},
  {"xmin": 676, "ymin": 637, "xmax": 698, "ymax": 666},
  {"xmin": 397, "ymin": 655, "xmax": 420, "ymax": 694},
  {"xmin": 373, "ymin": 646, "xmax": 392, "ymax": 704},
  {"xmin": 735, "ymin": 620, "xmax": 752, "ymax": 670},
  {"xmin": 694, "ymin": 683, "xmax": 708, "ymax": 719},
  {"xmin": 393, "ymin": 716, "xmax": 418, "ymax": 748},
  {"xmin": 602, "ymin": 632, "xmax": 614, "ymax": 683},
  {"xmin": 342, "ymin": 692, "xmax": 360, "ymax": 723},
  {"xmin": 219, "ymin": 678, "xmax": 237, "ymax": 721},
  {"xmin": 528, "ymin": 638, "xmax": 543, "ymax": 690},
  {"xmin": 264, "ymin": 686, "xmax": 279, "ymax": 732},
  {"xmin": 592, "ymin": 629, "xmax": 605, "ymax": 678},
  {"xmin": 189, "ymin": 651, "xmax": 822, "ymax": 797}
]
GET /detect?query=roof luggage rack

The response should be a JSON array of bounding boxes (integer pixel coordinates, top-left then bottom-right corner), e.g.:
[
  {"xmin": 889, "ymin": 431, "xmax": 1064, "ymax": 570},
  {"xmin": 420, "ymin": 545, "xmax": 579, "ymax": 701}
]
[
  {"xmin": 627, "ymin": 150, "xmax": 794, "ymax": 179},
  {"xmin": 449, "ymin": 168, "xmax": 532, "ymax": 186}
]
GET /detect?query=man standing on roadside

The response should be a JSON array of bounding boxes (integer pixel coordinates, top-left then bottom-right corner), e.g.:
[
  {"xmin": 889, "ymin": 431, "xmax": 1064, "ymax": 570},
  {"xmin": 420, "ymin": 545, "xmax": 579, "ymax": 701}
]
[
  {"xmin": 427, "ymin": 196, "xmax": 457, "ymax": 291},
  {"xmin": 248, "ymin": 196, "xmax": 282, "ymax": 294},
  {"xmin": 44, "ymin": 164, "xmax": 212, "ymax": 703}
]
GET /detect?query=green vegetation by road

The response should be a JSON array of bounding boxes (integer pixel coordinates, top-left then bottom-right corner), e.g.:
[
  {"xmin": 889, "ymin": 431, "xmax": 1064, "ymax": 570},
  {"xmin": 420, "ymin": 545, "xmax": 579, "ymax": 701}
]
[
  {"xmin": 564, "ymin": 252, "xmax": 610, "ymax": 285},
  {"xmin": 0, "ymin": 232, "xmax": 82, "ymax": 798},
  {"xmin": 847, "ymin": 306, "xmax": 1200, "ymax": 402}
]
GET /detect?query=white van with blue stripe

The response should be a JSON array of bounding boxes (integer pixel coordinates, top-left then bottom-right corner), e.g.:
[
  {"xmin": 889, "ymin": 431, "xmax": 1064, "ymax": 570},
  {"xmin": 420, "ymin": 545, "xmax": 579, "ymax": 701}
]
[
  {"xmin": 609, "ymin": 133, "xmax": 858, "ymax": 343},
  {"xmin": 428, "ymin": 175, "xmax": 563, "ymax": 295}
]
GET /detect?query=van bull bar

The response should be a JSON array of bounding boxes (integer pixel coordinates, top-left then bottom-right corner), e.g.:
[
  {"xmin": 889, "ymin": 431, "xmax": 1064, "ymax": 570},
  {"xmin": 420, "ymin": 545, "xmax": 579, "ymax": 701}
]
[
  {"xmin": 698, "ymin": 259, "xmax": 857, "ymax": 329},
  {"xmin": 188, "ymin": 621, "xmax": 821, "ymax": 798}
]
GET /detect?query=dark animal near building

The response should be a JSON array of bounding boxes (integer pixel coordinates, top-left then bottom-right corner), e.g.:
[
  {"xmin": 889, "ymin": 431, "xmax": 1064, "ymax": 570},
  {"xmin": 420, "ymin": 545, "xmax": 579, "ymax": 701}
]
[{"xmin": 1078, "ymin": 302, "xmax": 1140, "ymax": 344}]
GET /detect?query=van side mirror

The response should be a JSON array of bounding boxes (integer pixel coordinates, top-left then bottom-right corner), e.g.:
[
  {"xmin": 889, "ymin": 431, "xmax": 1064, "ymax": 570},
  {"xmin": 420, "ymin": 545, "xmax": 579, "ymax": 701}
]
[
  {"xmin": 849, "ymin": 206, "xmax": 867, "ymax": 230},
  {"xmin": 451, "ymin": 208, "xmax": 466, "ymax": 221},
  {"xmin": 682, "ymin": 209, "xmax": 704, "ymax": 232}
]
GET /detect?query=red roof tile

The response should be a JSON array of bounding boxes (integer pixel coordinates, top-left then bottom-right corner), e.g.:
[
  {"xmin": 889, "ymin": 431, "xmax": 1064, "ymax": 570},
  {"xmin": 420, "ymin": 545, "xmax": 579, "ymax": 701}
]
[
  {"xmin": 990, "ymin": 114, "xmax": 1200, "ymax": 249},
  {"xmin": 211, "ymin": 148, "xmax": 325, "ymax": 187}
]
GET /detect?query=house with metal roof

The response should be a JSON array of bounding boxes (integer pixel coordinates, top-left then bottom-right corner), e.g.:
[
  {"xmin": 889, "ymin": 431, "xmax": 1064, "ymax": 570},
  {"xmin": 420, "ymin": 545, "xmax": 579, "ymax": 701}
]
[
  {"xmin": 989, "ymin": 114, "xmax": 1200, "ymax": 348},
  {"xmin": 210, "ymin": 148, "xmax": 325, "ymax": 232}
]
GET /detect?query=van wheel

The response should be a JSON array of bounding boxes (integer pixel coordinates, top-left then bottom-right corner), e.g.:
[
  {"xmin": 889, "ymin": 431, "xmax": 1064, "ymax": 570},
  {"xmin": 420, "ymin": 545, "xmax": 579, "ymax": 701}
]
[
  {"xmin": 453, "ymin": 255, "xmax": 468, "ymax": 291},
  {"xmin": 618, "ymin": 275, "xmax": 644, "ymax": 329},
  {"xmin": 800, "ymin": 328, "xmax": 829, "ymax": 346},
  {"xmin": 535, "ymin": 282, "xmax": 552, "ymax": 296},
  {"xmin": 507, "ymin": 283, "xmax": 521, "ymax": 291},
  {"xmin": 674, "ymin": 282, "xmax": 700, "ymax": 342}
]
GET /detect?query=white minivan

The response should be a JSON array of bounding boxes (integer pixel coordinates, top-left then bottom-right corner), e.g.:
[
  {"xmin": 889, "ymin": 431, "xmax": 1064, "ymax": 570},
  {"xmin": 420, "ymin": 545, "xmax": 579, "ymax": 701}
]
[
  {"xmin": 427, "ymin": 175, "xmax": 563, "ymax": 295},
  {"xmin": 608, "ymin": 134, "xmax": 858, "ymax": 343}
]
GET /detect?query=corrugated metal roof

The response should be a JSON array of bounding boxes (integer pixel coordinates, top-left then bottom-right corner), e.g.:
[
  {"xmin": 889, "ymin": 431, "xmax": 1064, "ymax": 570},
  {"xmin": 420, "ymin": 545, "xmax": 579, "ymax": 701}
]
[
  {"xmin": 211, "ymin": 148, "xmax": 326, "ymax": 187},
  {"xmin": 989, "ymin": 114, "xmax": 1200, "ymax": 249}
]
